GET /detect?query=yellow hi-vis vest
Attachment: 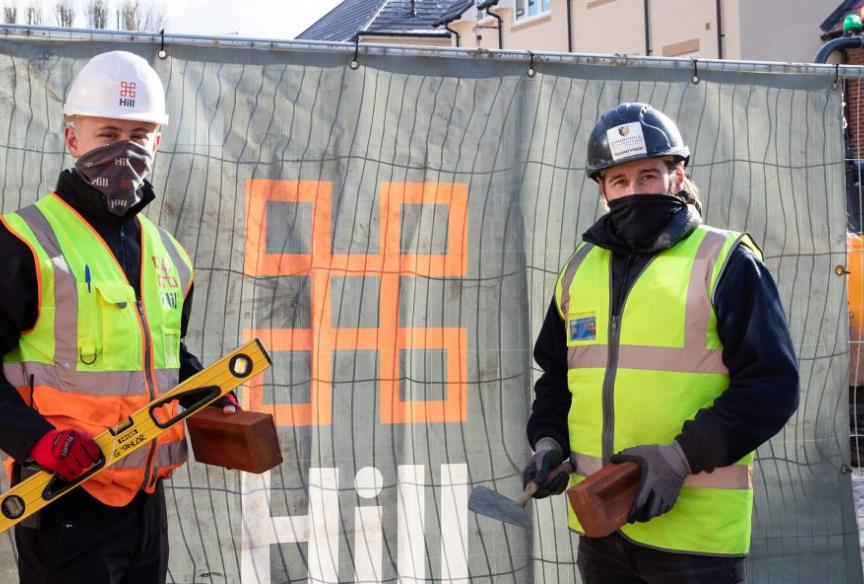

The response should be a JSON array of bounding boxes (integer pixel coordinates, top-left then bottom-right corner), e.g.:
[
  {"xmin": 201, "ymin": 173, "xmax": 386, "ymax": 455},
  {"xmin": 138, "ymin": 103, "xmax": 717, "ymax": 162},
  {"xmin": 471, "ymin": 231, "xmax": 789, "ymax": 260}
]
[
  {"xmin": 1, "ymin": 193, "xmax": 193, "ymax": 507},
  {"xmin": 555, "ymin": 224, "xmax": 758, "ymax": 556}
]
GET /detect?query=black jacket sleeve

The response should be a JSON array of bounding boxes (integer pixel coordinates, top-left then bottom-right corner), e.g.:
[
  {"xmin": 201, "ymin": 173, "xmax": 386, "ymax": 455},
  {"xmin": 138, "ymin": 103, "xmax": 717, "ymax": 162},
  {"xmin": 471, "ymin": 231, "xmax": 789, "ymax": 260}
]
[
  {"xmin": 0, "ymin": 225, "xmax": 55, "ymax": 461},
  {"xmin": 178, "ymin": 284, "xmax": 203, "ymax": 383},
  {"xmin": 176, "ymin": 283, "xmax": 208, "ymax": 410},
  {"xmin": 675, "ymin": 243, "xmax": 800, "ymax": 473},
  {"xmin": 526, "ymin": 298, "xmax": 572, "ymax": 453}
]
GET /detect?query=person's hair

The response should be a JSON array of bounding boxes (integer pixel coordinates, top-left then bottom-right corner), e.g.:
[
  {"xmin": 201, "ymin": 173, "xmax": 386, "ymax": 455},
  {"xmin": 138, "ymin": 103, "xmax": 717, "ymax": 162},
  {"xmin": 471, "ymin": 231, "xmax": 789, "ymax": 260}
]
[{"xmin": 665, "ymin": 160, "xmax": 703, "ymax": 215}]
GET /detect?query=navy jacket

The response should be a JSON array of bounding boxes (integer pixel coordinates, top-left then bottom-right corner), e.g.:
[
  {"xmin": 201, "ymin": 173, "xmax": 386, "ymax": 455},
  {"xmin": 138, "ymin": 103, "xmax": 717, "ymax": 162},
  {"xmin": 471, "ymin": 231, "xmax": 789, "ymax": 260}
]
[{"xmin": 527, "ymin": 204, "xmax": 800, "ymax": 474}]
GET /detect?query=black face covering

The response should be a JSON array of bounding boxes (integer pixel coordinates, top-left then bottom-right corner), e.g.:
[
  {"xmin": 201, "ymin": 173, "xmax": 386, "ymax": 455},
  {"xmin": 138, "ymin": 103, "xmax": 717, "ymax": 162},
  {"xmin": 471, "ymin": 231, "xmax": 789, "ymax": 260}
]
[
  {"xmin": 74, "ymin": 140, "xmax": 153, "ymax": 217},
  {"xmin": 607, "ymin": 193, "xmax": 686, "ymax": 250}
]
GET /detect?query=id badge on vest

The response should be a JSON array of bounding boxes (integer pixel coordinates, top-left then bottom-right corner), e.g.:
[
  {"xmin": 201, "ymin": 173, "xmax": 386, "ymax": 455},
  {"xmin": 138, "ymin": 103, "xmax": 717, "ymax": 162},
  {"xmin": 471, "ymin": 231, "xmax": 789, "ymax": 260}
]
[{"xmin": 566, "ymin": 311, "xmax": 597, "ymax": 345}]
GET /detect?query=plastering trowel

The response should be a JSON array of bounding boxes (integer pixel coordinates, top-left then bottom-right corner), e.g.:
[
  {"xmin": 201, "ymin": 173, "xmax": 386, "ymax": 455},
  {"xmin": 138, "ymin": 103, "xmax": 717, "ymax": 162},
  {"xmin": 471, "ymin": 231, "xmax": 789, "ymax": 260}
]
[{"xmin": 468, "ymin": 461, "xmax": 574, "ymax": 528}]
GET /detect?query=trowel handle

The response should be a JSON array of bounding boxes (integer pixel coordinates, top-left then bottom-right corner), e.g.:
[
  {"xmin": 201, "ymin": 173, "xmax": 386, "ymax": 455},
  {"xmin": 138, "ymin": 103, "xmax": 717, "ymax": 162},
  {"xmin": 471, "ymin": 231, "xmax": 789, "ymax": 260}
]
[
  {"xmin": 516, "ymin": 460, "xmax": 575, "ymax": 506},
  {"xmin": 517, "ymin": 481, "xmax": 539, "ymax": 505}
]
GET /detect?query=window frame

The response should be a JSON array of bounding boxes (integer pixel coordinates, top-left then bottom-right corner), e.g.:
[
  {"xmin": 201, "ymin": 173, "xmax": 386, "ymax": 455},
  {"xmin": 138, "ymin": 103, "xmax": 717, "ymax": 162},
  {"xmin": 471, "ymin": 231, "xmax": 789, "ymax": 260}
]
[{"xmin": 513, "ymin": 0, "xmax": 551, "ymax": 22}]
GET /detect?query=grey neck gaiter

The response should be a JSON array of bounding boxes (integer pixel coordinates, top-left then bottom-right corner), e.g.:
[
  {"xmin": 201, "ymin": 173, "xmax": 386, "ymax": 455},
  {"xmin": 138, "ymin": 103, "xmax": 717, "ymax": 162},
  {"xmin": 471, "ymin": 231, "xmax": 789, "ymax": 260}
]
[{"xmin": 74, "ymin": 140, "xmax": 153, "ymax": 216}]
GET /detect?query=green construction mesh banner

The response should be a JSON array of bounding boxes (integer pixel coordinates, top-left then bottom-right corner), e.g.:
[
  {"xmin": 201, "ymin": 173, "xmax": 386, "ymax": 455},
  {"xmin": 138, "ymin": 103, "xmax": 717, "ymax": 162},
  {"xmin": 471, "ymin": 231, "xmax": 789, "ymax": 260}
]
[{"xmin": 0, "ymin": 36, "xmax": 858, "ymax": 584}]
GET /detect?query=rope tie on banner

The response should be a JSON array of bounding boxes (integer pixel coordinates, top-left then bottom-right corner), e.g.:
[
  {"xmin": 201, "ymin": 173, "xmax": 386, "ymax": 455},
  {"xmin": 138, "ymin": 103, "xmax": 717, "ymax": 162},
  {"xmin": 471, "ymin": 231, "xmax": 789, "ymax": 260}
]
[
  {"xmin": 833, "ymin": 63, "xmax": 840, "ymax": 90},
  {"xmin": 350, "ymin": 35, "xmax": 360, "ymax": 70},
  {"xmin": 158, "ymin": 29, "xmax": 167, "ymax": 59},
  {"xmin": 527, "ymin": 50, "xmax": 536, "ymax": 78},
  {"xmin": 691, "ymin": 58, "xmax": 700, "ymax": 84}
]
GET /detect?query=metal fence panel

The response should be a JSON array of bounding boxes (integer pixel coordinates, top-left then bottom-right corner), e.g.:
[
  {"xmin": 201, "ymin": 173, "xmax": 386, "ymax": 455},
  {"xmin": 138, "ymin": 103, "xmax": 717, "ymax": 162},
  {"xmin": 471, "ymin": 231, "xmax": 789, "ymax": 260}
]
[{"xmin": 0, "ymin": 33, "xmax": 858, "ymax": 584}]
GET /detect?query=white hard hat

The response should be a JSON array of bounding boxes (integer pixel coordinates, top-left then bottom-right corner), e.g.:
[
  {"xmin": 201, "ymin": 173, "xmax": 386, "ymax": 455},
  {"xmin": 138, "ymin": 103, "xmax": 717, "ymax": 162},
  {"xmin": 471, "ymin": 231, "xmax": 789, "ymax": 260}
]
[{"xmin": 63, "ymin": 50, "xmax": 169, "ymax": 126}]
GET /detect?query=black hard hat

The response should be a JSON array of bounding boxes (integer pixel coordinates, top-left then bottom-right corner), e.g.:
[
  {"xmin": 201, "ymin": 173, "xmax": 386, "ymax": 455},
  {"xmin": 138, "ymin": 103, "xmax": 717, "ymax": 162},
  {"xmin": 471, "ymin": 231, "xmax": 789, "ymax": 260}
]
[{"xmin": 586, "ymin": 102, "xmax": 690, "ymax": 181}]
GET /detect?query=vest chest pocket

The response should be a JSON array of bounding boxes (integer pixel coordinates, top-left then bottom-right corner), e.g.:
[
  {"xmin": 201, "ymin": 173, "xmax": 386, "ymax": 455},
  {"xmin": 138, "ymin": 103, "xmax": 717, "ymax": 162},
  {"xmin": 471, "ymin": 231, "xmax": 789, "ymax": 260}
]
[
  {"xmin": 161, "ymin": 325, "xmax": 181, "ymax": 369},
  {"xmin": 76, "ymin": 282, "xmax": 101, "ymax": 366},
  {"xmin": 87, "ymin": 281, "xmax": 141, "ymax": 370}
]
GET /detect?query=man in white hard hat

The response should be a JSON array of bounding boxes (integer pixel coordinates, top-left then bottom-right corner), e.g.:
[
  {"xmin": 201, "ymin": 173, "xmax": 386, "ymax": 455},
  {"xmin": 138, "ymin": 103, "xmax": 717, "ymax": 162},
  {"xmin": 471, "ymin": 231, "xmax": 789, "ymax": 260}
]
[{"xmin": 0, "ymin": 50, "xmax": 237, "ymax": 584}]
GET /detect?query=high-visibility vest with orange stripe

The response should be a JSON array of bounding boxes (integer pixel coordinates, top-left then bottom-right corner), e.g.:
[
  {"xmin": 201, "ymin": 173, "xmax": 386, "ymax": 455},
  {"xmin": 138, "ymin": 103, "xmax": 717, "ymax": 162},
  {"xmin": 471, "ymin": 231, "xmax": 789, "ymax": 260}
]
[
  {"xmin": 554, "ymin": 224, "xmax": 758, "ymax": 556},
  {"xmin": 1, "ymin": 193, "xmax": 193, "ymax": 507}
]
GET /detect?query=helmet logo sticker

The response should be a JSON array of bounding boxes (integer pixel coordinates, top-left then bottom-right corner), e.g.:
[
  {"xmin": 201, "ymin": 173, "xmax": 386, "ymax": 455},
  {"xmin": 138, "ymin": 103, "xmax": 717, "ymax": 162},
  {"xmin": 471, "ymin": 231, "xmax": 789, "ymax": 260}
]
[
  {"xmin": 607, "ymin": 122, "xmax": 647, "ymax": 162},
  {"xmin": 119, "ymin": 81, "xmax": 137, "ymax": 108}
]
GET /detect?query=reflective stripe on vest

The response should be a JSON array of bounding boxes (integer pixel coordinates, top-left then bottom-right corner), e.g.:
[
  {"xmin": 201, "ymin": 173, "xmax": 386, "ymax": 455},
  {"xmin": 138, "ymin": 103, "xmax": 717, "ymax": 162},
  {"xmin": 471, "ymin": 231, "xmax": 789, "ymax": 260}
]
[
  {"xmin": 555, "ymin": 225, "xmax": 760, "ymax": 556},
  {"xmin": 112, "ymin": 437, "xmax": 188, "ymax": 470},
  {"xmin": 3, "ymin": 362, "xmax": 180, "ymax": 397},
  {"xmin": 571, "ymin": 452, "xmax": 752, "ymax": 489},
  {"xmin": 1, "ymin": 194, "xmax": 192, "ymax": 506}
]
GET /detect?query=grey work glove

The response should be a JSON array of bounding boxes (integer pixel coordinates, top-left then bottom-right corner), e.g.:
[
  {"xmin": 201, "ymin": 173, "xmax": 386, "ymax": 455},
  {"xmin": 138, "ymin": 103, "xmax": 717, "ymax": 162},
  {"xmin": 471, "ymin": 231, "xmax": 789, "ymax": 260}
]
[
  {"xmin": 609, "ymin": 441, "xmax": 691, "ymax": 523},
  {"xmin": 521, "ymin": 437, "xmax": 570, "ymax": 499}
]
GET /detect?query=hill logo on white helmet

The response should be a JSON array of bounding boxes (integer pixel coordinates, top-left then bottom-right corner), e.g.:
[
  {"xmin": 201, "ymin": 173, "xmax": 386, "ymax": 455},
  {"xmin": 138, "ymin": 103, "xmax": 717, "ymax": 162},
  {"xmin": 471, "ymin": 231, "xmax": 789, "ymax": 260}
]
[{"xmin": 119, "ymin": 81, "xmax": 137, "ymax": 108}]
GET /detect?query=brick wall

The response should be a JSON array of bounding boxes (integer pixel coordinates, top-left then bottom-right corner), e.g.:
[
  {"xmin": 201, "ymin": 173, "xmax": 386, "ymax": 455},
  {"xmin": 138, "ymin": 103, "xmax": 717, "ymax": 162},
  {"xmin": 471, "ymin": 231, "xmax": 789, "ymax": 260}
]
[{"xmin": 848, "ymin": 48, "xmax": 864, "ymax": 159}]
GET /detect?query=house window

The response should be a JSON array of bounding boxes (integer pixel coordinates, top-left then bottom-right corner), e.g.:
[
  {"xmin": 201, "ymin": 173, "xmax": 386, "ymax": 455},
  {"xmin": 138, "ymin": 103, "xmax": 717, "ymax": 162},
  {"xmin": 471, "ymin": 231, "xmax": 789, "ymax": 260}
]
[{"xmin": 514, "ymin": 0, "xmax": 550, "ymax": 21}]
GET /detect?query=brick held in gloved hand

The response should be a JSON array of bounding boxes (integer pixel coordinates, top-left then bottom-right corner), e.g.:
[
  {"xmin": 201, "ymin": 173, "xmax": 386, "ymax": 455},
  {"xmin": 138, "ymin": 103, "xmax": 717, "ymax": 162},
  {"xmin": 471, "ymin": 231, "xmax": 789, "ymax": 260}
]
[
  {"xmin": 610, "ymin": 442, "xmax": 691, "ymax": 523},
  {"xmin": 185, "ymin": 408, "xmax": 282, "ymax": 473},
  {"xmin": 567, "ymin": 461, "xmax": 641, "ymax": 538}
]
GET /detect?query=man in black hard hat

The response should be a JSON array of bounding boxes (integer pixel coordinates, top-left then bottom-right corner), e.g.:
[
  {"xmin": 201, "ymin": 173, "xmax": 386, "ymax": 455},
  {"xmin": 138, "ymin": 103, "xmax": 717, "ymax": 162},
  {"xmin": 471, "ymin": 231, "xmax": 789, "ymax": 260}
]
[{"xmin": 521, "ymin": 103, "xmax": 799, "ymax": 583}]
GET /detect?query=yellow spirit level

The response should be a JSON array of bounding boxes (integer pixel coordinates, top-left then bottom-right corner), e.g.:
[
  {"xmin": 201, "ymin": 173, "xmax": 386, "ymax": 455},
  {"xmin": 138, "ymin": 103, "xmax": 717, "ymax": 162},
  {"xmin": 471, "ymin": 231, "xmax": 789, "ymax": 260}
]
[{"xmin": 0, "ymin": 339, "xmax": 271, "ymax": 533}]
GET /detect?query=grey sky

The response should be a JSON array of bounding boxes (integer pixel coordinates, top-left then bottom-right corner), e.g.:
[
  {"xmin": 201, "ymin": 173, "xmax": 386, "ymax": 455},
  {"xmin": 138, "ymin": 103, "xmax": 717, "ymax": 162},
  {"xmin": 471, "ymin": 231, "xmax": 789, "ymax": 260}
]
[
  {"xmin": 31, "ymin": 0, "xmax": 343, "ymax": 39},
  {"xmin": 164, "ymin": 0, "xmax": 343, "ymax": 39}
]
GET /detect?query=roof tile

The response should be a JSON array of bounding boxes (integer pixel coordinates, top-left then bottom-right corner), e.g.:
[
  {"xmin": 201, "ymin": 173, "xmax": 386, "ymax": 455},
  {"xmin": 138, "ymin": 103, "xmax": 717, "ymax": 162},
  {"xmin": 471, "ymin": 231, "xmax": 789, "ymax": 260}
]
[{"xmin": 298, "ymin": 0, "xmax": 468, "ymax": 40}]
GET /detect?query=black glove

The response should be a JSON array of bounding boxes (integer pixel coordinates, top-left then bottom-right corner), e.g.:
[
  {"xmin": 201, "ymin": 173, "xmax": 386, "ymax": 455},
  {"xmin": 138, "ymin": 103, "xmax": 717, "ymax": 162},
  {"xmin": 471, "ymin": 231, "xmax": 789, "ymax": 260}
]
[
  {"xmin": 521, "ymin": 437, "xmax": 570, "ymax": 499},
  {"xmin": 610, "ymin": 441, "xmax": 691, "ymax": 523}
]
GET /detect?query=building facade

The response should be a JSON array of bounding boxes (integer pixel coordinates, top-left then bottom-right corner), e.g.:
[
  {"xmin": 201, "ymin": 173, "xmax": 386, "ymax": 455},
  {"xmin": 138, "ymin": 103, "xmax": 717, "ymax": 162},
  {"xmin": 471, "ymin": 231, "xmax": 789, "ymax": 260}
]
[
  {"xmin": 441, "ymin": 0, "xmax": 836, "ymax": 62},
  {"xmin": 299, "ymin": 1, "xmax": 836, "ymax": 63}
]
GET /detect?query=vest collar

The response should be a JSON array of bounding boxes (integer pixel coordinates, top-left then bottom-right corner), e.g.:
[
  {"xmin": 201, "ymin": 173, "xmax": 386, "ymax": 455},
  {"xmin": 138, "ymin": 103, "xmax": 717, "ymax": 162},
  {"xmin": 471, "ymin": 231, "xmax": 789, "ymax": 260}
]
[
  {"xmin": 583, "ymin": 203, "xmax": 703, "ymax": 255},
  {"xmin": 54, "ymin": 168, "xmax": 155, "ymax": 226}
]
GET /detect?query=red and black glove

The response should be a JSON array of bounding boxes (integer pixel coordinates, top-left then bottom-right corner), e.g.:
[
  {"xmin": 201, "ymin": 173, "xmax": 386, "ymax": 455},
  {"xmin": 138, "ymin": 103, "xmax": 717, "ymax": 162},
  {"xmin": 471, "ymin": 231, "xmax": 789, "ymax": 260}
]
[
  {"xmin": 210, "ymin": 391, "xmax": 242, "ymax": 415},
  {"xmin": 28, "ymin": 429, "xmax": 102, "ymax": 481}
]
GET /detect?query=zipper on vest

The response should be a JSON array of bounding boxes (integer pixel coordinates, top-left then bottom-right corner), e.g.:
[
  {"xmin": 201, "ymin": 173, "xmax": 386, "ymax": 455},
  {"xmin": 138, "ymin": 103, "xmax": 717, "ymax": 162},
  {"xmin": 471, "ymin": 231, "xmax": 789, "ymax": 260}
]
[
  {"xmin": 601, "ymin": 314, "xmax": 621, "ymax": 464},
  {"xmin": 135, "ymin": 298, "xmax": 158, "ymax": 490},
  {"xmin": 600, "ymin": 252, "xmax": 645, "ymax": 464},
  {"xmin": 599, "ymin": 251, "xmax": 631, "ymax": 464}
]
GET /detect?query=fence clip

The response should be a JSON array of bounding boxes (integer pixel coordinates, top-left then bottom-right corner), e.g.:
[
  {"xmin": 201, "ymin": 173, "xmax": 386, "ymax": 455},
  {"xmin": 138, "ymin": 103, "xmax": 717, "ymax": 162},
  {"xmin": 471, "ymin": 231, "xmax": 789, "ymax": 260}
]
[
  {"xmin": 158, "ymin": 29, "xmax": 167, "ymax": 59},
  {"xmin": 833, "ymin": 63, "xmax": 840, "ymax": 90},
  {"xmin": 527, "ymin": 51, "xmax": 536, "ymax": 78},
  {"xmin": 691, "ymin": 58, "xmax": 700, "ymax": 84},
  {"xmin": 350, "ymin": 36, "xmax": 360, "ymax": 70}
]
